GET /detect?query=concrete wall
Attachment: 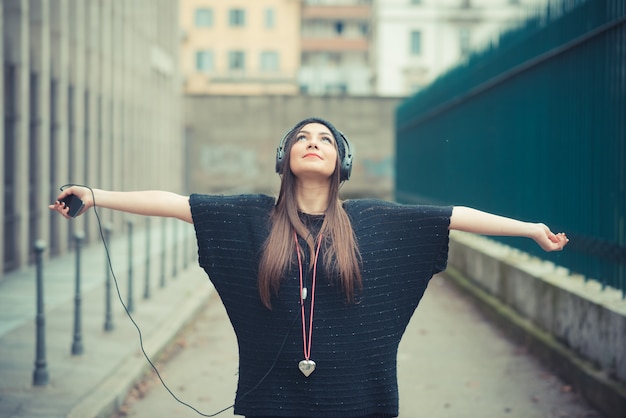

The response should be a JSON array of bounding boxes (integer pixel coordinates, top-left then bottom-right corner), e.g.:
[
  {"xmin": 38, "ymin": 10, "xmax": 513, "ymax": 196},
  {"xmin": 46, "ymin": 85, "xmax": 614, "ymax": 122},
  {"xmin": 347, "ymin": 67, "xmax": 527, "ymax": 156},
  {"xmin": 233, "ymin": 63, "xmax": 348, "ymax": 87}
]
[
  {"xmin": 447, "ymin": 231, "xmax": 626, "ymax": 418},
  {"xmin": 183, "ymin": 95, "xmax": 402, "ymax": 199}
]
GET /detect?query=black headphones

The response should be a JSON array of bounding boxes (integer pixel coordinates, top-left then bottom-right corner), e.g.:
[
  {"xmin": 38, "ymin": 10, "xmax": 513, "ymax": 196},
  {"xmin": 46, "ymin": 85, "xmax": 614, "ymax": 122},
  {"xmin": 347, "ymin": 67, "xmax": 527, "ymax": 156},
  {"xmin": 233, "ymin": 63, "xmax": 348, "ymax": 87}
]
[{"xmin": 275, "ymin": 121, "xmax": 353, "ymax": 182}]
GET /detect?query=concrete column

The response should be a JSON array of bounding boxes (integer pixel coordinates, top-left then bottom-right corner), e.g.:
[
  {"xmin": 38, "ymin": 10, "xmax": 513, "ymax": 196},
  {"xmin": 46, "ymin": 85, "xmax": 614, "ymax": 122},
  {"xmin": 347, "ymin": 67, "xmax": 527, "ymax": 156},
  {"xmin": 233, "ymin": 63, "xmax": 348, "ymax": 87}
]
[
  {"xmin": 0, "ymin": 1, "xmax": 5, "ymax": 273},
  {"xmin": 49, "ymin": 0, "xmax": 70, "ymax": 255},
  {"xmin": 130, "ymin": 3, "xmax": 143, "ymax": 189},
  {"xmin": 139, "ymin": 8, "xmax": 151, "ymax": 191},
  {"xmin": 99, "ymin": 1, "xmax": 114, "ymax": 226},
  {"xmin": 123, "ymin": 1, "xmax": 133, "ymax": 192},
  {"xmin": 85, "ymin": 0, "xmax": 99, "ymax": 242},
  {"xmin": 4, "ymin": 0, "xmax": 31, "ymax": 268},
  {"xmin": 30, "ymin": 0, "xmax": 52, "ymax": 252},
  {"xmin": 68, "ymin": 0, "xmax": 86, "ymax": 234},
  {"xmin": 173, "ymin": 1, "xmax": 183, "ymax": 194},
  {"xmin": 110, "ymin": 2, "xmax": 121, "ymax": 198}
]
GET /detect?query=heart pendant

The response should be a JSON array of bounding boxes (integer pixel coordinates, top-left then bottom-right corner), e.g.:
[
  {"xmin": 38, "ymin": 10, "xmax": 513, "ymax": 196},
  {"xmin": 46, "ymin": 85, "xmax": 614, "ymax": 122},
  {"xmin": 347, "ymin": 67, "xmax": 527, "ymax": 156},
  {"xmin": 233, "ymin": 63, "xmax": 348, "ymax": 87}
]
[{"xmin": 298, "ymin": 359, "xmax": 316, "ymax": 377}]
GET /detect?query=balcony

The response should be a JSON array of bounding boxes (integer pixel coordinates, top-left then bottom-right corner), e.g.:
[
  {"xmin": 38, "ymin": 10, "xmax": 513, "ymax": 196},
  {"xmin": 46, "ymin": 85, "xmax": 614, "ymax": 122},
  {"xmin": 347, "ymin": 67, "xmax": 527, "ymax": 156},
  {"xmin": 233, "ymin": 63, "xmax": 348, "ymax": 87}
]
[
  {"xmin": 302, "ymin": 5, "xmax": 371, "ymax": 21},
  {"xmin": 301, "ymin": 37, "xmax": 369, "ymax": 52}
]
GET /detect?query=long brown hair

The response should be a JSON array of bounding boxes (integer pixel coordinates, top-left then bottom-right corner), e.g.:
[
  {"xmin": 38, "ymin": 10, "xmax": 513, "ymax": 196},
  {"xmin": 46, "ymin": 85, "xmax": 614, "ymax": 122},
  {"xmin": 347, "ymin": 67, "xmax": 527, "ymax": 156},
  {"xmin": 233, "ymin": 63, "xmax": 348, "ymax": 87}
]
[{"xmin": 257, "ymin": 121, "xmax": 362, "ymax": 309}]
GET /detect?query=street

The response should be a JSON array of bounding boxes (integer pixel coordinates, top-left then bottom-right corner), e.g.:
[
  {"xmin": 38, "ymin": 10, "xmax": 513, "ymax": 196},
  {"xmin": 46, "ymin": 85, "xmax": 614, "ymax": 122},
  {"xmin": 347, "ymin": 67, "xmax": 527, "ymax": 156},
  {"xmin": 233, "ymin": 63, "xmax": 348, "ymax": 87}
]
[{"xmin": 111, "ymin": 275, "xmax": 601, "ymax": 418}]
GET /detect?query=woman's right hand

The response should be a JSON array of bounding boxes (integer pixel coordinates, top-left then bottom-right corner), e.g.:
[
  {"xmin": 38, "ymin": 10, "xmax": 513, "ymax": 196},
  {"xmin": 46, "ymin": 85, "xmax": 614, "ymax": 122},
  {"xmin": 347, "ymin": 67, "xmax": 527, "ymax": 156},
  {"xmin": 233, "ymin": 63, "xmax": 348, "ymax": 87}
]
[
  {"xmin": 49, "ymin": 187, "xmax": 192, "ymax": 223},
  {"xmin": 49, "ymin": 186, "xmax": 93, "ymax": 219}
]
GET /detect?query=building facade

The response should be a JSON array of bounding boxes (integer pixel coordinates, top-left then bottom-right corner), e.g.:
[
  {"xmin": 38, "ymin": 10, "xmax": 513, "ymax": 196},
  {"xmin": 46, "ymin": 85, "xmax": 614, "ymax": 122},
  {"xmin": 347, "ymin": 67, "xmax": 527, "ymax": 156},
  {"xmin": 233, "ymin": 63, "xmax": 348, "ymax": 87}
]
[
  {"xmin": 299, "ymin": 0, "xmax": 374, "ymax": 95},
  {"xmin": 181, "ymin": 0, "xmax": 376, "ymax": 96},
  {"xmin": 1, "ymin": 0, "xmax": 182, "ymax": 275},
  {"xmin": 182, "ymin": 0, "xmax": 548, "ymax": 98},
  {"xmin": 375, "ymin": 0, "xmax": 548, "ymax": 97},
  {"xmin": 180, "ymin": 0, "xmax": 302, "ymax": 95}
]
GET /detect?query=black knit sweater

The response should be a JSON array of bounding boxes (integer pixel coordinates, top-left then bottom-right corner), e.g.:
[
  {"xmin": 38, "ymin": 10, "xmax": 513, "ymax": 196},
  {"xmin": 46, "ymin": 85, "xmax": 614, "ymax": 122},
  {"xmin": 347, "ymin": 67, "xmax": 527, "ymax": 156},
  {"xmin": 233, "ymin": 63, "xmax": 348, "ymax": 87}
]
[{"xmin": 189, "ymin": 194, "xmax": 452, "ymax": 418}]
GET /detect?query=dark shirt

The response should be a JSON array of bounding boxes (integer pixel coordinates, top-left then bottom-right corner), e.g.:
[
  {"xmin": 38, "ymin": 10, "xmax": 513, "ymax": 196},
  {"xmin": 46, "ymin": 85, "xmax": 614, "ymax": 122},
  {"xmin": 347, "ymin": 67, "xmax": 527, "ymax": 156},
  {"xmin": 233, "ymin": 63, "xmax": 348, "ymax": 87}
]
[{"xmin": 190, "ymin": 194, "xmax": 452, "ymax": 418}]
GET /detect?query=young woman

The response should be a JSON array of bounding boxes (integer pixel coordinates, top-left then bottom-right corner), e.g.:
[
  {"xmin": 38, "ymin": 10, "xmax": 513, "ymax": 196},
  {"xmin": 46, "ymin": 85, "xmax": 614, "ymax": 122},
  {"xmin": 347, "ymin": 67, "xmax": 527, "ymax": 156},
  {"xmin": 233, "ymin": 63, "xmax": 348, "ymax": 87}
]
[{"xmin": 50, "ymin": 117, "xmax": 568, "ymax": 418}]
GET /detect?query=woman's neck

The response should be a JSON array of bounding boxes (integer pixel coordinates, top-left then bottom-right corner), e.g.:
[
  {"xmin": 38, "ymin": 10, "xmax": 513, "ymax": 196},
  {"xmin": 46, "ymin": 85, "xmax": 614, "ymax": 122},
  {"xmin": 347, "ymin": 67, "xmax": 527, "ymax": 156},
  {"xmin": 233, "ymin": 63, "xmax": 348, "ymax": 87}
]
[{"xmin": 295, "ymin": 180, "xmax": 331, "ymax": 215}]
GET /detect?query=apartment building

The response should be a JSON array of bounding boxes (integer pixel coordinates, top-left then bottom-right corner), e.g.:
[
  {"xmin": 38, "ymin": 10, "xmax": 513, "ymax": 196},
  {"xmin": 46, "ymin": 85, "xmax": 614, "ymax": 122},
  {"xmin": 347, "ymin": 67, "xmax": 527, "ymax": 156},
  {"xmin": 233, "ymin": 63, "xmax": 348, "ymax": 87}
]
[
  {"xmin": 181, "ymin": 0, "xmax": 376, "ymax": 96},
  {"xmin": 180, "ymin": 0, "xmax": 302, "ymax": 95},
  {"xmin": 299, "ymin": 0, "xmax": 374, "ymax": 95},
  {"xmin": 375, "ymin": 0, "xmax": 548, "ymax": 97},
  {"xmin": 182, "ymin": 0, "xmax": 549, "ymax": 97}
]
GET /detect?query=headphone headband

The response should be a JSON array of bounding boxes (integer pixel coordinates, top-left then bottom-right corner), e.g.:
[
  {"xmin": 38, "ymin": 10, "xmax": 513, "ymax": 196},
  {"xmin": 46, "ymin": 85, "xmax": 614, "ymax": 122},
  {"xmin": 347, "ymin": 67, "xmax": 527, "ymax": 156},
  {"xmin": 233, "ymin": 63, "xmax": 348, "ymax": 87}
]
[{"xmin": 275, "ymin": 119, "xmax": 353, "ymax": 182}]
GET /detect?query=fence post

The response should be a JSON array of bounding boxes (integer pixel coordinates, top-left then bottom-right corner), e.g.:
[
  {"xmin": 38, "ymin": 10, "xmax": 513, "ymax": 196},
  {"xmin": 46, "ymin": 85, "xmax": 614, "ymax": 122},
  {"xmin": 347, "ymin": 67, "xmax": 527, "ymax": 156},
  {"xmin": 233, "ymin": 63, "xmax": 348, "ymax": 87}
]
[
  {"xmin": 127, "ymin": 220, "xmax": 134, "ymax": 313},
  {"xmin": 71, "ymin": 231, "xmax": 85, "ymax": 355},
  {"xmin": 144, "ymin": 217, "xmax": 151, "ymax": 300},
  {"xmin": 103, "ymin": 223, "xmax": 114, "ymax": 332},
  {"xmin": 33, "ymin": 240, "xmax": 49, "ymax": 386}
]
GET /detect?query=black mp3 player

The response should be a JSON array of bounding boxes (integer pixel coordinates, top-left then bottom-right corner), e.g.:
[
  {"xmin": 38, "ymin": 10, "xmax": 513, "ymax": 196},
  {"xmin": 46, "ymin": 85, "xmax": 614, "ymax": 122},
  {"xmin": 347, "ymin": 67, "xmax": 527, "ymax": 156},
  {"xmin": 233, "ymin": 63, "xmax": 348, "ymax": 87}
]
[{"xmin": 60, "ymin": 194, "xmax": 85, "ymax": 217}]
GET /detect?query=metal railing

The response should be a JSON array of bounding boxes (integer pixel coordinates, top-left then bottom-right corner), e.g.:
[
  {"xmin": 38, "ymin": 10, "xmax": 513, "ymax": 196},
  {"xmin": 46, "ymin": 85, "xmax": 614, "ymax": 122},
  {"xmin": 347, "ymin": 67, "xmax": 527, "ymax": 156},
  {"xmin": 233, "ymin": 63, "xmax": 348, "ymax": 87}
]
[
  {"xmin": 31, "ymin": 218, "xmax": 197, "ymax": 386},
  {"xmin": 395, "ymin": 0, "xmax": 625, "ymax": 295}
]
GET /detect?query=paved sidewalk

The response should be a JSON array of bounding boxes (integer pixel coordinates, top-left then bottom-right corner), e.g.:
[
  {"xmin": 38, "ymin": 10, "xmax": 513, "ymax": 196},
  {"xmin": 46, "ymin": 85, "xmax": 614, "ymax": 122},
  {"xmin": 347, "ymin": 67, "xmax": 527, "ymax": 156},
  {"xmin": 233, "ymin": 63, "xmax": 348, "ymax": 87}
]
[{"xmin": 0, "ymin": 219, "xmax": 212, "ymax": 418}]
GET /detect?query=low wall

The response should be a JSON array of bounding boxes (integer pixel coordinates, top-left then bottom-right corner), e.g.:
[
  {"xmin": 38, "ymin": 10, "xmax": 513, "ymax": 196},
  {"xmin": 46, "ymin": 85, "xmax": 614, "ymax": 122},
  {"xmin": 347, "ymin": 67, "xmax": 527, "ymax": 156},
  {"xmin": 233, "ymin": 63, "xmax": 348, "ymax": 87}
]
[{"xmin": 446, "ymin": 231, "xmax": 626, "ymax": 418}]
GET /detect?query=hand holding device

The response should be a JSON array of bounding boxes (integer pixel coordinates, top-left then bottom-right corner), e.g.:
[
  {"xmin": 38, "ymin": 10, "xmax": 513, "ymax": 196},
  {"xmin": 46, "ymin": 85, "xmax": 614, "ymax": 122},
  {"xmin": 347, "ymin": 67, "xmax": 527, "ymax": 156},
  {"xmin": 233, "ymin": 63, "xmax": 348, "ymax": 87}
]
[
  {"xmin": 60, "ymin": 194, "xmax": 85, "ymax": 218},
  {"xmin": 49, "ymin": 185, "xmax": 90, "ymax": 218}
]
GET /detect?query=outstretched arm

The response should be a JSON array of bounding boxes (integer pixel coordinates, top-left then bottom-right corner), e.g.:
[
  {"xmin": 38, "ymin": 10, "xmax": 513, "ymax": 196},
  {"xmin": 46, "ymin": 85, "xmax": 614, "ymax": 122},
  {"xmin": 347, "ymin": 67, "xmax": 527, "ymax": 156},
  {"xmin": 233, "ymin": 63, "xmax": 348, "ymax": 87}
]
[
  {"xmin": 449, "ymin": 206, "xmax": 568, "ymax": 252},
  {"xmin": 49, "ymin": 186, "xmax": 193, "ymax": 224}
]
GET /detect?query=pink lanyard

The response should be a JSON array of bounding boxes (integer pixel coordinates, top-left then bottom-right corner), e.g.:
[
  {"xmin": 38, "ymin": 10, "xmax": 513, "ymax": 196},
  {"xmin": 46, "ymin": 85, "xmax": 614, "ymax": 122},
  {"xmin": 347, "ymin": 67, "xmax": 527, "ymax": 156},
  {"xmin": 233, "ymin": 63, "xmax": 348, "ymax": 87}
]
[{"xmin": 294, "ymin": 231, "xmax": 323, "ymax": 373}]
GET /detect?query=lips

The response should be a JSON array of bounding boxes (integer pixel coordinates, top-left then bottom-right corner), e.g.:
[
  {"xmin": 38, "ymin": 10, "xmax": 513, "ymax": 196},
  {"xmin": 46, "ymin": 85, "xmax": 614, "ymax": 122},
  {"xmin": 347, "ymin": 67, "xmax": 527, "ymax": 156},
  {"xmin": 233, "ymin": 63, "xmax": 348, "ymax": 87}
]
[{"xmin": 303, "ymin": 153, "xmax": 322, "ymax": 159}]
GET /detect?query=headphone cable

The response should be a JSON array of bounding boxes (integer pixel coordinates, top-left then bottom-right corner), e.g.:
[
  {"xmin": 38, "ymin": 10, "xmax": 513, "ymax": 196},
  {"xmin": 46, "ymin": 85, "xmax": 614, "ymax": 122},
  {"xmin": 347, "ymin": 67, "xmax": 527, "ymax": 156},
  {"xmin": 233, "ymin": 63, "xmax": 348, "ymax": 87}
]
[{"xmin": 59, "ymin": 184, "xmax": 298, "ymax": 417}]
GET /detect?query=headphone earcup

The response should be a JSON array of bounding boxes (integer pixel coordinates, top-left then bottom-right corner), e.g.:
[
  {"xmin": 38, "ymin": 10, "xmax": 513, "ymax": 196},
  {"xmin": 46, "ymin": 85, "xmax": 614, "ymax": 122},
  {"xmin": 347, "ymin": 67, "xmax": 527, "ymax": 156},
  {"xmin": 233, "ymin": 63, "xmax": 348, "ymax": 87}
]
[
  {"xmin": 275, "ymin": 146, "xmax": 284, "ymax": 174},
  {"xmin": 338, "ymin": 134, "xmax": 353, "ymax": 181},
  {"xmin": 275, "ymin": 129, "xmax": 292, "ymax": 174}
]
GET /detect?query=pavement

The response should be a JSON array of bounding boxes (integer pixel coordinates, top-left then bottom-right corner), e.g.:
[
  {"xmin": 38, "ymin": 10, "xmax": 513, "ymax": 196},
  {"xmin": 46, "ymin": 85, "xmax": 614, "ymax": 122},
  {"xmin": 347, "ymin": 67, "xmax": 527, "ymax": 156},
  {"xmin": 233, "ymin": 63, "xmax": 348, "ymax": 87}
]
[
  {"xmin": 0, "ymin": 218, "xmax": 603, "ymax": 418},
  {"xmin": 110, "ymin": 275, "xmax": 602, "ymax": 418},
  {"xmin": 0, "ymin": 218, "xmax": 211, "ymax": 418}
]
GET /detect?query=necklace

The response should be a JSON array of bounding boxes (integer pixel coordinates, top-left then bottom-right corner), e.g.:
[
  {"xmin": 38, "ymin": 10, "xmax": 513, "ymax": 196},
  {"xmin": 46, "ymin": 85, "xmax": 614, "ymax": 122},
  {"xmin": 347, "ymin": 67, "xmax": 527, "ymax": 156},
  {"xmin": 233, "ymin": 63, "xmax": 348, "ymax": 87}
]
[{"xmin": 294, "ymin": 231, "xmax": 323, "ymax": 377}]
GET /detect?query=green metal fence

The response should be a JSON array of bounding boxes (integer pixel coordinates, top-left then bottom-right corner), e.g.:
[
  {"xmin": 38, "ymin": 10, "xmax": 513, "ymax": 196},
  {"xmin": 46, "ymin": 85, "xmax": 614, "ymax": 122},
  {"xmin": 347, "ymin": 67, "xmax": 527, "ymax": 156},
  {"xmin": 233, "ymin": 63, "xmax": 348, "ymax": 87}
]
[{"xmin": 395, "ymin": 0, "xmax": 625, "ymax": 295}]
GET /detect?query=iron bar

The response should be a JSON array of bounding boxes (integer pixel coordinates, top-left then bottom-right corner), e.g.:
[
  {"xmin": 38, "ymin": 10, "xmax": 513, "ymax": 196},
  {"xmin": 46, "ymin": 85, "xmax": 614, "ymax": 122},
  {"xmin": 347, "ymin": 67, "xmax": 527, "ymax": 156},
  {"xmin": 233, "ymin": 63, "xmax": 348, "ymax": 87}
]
[
  {"xmin": 71, "ymin": 231, "xmax": 85, "ymax": 355},
  {"xmin": 32, "ymin": 240, "xmax": 49, "ymax": 386},
  {"xmin": 127, "ymin": 220, "xmax": 134, "ymax": 313},
  {"xmin": 103, "ymin": 223, "xmax": 114, "ymax": 332},
  {"xmin": 144, "ymin": 217, "xmax": 151, "ymax": 299}
]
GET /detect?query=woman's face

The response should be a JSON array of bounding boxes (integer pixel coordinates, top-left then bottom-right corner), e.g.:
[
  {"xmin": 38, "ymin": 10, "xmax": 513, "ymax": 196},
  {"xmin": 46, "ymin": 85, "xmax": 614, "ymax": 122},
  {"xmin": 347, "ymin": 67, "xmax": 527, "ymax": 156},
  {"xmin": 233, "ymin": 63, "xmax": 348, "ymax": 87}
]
[{"xmin": 289, "ymin": 123, "xmax": 338, "ymax": 181}]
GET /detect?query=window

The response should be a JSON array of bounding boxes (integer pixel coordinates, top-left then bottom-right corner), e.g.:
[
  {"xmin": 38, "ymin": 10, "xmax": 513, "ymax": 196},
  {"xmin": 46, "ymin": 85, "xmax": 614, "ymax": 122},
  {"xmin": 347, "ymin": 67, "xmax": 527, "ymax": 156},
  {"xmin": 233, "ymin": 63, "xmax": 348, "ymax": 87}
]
[
  {"xmin": 229, "ymin": 9, "xmax": 245, "ymax": 27},
  {"xmin": 265, "ymin": 8, "xmax": 275, "ymax": 29},
  {"xmin": 410, "ymin": 31, "xmax": 422, "ymax": 55},
  {"xmin": 335, "ymin": 21, "xmax": 345, "ymax": 35},
  {"xmin": 195, "ymin": 50, "xmax": 214, "ymax": 72},
  {"xmin": 260, "ymin": 51, "xmax": 279, "ymax": 72},
  {"xmin": 228, "ymin": 51, "xmax": 245, "ymax": 70},
  {"xmin": 359, "ymin": 23, "xmax": 369, "ymax": 36},
  {"xmin": 195, "ymin": 8, "xmax": 213, "ymax": 27}
]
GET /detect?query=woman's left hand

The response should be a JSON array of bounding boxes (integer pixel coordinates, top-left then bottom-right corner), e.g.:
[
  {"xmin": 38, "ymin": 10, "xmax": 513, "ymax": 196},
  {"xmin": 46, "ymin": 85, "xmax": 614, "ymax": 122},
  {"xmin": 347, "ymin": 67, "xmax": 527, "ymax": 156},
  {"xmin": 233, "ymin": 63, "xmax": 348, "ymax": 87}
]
[{"xmin": 533, "ymin": 223, "xmax": 569, "ymax": 252}]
